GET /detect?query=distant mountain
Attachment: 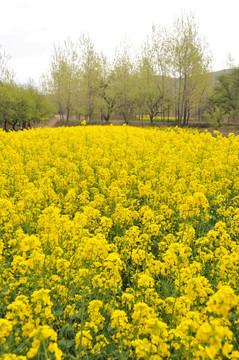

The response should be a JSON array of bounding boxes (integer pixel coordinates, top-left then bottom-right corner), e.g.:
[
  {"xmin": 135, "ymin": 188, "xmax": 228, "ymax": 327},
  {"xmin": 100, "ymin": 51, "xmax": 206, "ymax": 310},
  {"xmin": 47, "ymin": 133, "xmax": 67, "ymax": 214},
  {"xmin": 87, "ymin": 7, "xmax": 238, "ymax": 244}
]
[{"xmin": 212, "ymin": 69, "xmax": 231, "ymax": 77}]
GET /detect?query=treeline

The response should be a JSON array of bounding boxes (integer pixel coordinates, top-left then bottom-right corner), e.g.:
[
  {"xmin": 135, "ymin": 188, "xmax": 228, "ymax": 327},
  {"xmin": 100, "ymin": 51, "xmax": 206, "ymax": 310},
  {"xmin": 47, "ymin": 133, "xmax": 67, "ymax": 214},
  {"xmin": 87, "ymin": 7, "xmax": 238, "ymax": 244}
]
[
  {"xmin": 0, "ymin": 82, "xmax": 53, "ymax": 130},
  {"xmin": 1, "ymin": 13, "xmax": 239, "ymax": 129},
  {"xmin": 42, "ymin": 14, "xmax": 213, "ymax": 126},
  {"xmin": 207, "ymin": 68, "xmax": 239, "ymax": 127},
  {"xmin": 0, "ymin": 47, "xmax": 53, "ymax": 130}
]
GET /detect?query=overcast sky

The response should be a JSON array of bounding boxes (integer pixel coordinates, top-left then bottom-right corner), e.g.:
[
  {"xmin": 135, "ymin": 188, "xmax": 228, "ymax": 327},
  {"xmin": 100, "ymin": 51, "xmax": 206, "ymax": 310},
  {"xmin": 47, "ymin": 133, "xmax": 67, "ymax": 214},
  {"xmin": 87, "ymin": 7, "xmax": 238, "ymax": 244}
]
[{"xmin": 1, "ymin": 0, "xmax": 238, "ymax": 85}]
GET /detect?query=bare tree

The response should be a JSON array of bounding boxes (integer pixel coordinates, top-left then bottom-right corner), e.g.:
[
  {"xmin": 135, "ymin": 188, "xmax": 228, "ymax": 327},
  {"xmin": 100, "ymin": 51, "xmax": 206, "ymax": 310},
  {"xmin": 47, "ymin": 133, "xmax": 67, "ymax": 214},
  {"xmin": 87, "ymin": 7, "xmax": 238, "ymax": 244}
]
[{"xmin": 170, "ymin": 13, "xmax": 212, "ymax": 125}]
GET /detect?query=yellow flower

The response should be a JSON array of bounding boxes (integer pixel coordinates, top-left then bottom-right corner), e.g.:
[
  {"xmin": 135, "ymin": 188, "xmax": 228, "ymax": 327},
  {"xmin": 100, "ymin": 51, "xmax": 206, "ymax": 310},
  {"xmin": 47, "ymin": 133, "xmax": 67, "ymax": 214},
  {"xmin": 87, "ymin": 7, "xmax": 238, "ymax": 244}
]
[
  {"xmin": 86, "ymin": 300, "xmax": 105, "ymax": 332},
  {"xmin": 206, "ymin": 285, "xmax": 238, "ymax": 318},
  {"xmin": 196, "ymin": 320, "xmax": 233, "ymax": 359},
  {"xmin": 48, "ymin": 341, "xmax": 63, "ymax": 360},
  {"xmin": 91, "ymin": 334, "xmax": 109, "ymax": 354},
  {"xmin": 75, "ymin": 329, "xmax": 92, "ymax": 350},
  {"xmin": 122, "ymin": 292, "xmax": 135, "ymax": 310},
  {"xmin": 27, "ymin": 325, "xmax": 57, "ymax": 358},
  {"xmin": 1, "ymin": 355, "xmax": 27, "ymax": 360},
  {"xmin": 1, "ymin": 124, "xmax": 239, "ymax": 358},
  {"xmin": 0, "ymin": 319, "xmax": 13, "ymax": 343}
]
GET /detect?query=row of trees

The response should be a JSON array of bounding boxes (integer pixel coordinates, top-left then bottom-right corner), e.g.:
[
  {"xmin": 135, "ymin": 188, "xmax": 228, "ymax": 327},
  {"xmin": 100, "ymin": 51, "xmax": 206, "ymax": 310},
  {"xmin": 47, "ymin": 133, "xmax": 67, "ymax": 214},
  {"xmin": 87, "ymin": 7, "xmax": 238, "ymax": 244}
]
[
  {"xmin": 42, "ymin": 14, "xmax": 213, "ymax": 125},
  {"xmin": 0, "ymin": 47, "xmax": 53, "ymax": 130},
  {"xmin": 1, "ymin": 13, "xmax": 238, "ymax": 129},
  {"xmin": 208, "ymin": 67, "xmax": 239, "ymax": 126},
  {"xmin": 0, "ymin": 82, "xmax": 53, "ymax": 130}
]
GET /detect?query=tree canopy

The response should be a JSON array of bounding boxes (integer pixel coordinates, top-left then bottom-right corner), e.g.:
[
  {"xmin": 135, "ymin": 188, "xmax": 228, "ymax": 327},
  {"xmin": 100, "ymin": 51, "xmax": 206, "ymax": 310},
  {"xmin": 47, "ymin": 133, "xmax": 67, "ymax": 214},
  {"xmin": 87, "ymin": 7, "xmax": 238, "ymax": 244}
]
[
  {"xmin": 42, "ymin": 14, "xmax": 213, "ymax": 125},
  {"xmin": 211, "ymin": 68, "xmax": 239, "ymax": 121},
  {"xmin": 0, "ymin": 82, "xmax": 53, "ymax": 130},
  {"xmin": 2, "ymin": 13, "xmax": 238, "ymax": 128}
]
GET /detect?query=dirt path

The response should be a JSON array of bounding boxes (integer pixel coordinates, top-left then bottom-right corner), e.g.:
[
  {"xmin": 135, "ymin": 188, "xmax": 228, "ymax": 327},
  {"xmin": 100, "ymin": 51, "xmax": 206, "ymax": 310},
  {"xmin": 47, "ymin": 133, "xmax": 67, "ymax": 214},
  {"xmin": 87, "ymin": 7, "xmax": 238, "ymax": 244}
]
[
  {"xmin": 33, "ymin": 115, "xmax": 60, "ymax": 128},
  {"xmin": 32, "ymin": 116, "xmax": 239, "ymax": 137}
]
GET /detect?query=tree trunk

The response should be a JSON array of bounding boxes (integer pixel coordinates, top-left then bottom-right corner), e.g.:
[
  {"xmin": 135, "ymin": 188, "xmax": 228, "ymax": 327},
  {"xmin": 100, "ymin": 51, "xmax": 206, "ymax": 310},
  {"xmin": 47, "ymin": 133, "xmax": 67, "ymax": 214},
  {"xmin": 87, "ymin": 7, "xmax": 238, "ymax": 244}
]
[
  {"xmin": 183, "ymin": 106, "xmax": 187, "ymax": 126},
  {"xmin": 59, "ymin": 110, "xmax": 64, "ymax": 121},
  {"xmin": 162, "ymin": 74, "xmax": 165, "ymax": 121},
  {"xmin": 186, "ymin": 110, "xmax": 190, "ymax": 126},
  {"xmin": 123, "ymin": 113, "xmax": 129, "ymax": 124},
  {"xmin": 66, "ymin": 107, "xmax": 70, "ymax": 123},
  {"xmin": 104, "ymin": 115, "xmax": 110, "ymax": 122},
  {"xmin": 177, "ymin": 106, "xmax": 181, "ymax": 125}
]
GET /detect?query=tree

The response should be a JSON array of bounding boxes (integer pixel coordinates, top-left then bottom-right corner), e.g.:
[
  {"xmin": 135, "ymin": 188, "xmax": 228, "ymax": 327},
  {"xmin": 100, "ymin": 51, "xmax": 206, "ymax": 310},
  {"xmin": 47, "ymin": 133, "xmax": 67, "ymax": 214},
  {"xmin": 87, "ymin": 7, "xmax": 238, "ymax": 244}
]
[
  {"xmin": 22, "ymin": 84, "xmax": 53, "ymax": 128},
  {"xmin": 40, "ymin": 17, "xmax": 214, "ymax": 126},
  {"xmin": 169, "ymin": 13, "xmax": 212, "ymax": 125},
  {"xmin": 211, "ymin": 67, "xmax": 239, "ymax": 121},
  {"xmin": 42, "ymin": 35, "xmax": 102, "ymax": 124},
  {"xmin": 136, "ymin": 27, "xmax": 171, "ymax": 123},
  {"xmin": 113, "ymin": 39, "xmax": 137, "ymax": 124},
  {"xmin": 0, "ymin": 83, "xmax": 16, "ymax": 130},
  {"xmin": 0, "ymin": 46, "xmax": 15, "ymax": 83},
  {"xmin": 42, "ymin": 38, "xmax": 79, "ymax": 122},
  {"xmin": 0, "ymin": 83, "xmax": 52, "ymax": 130},
  {"xmin": 135, "ymin": 54, "xmax": 162, "ymax": 122},
  {"xmin": 148, "ymin": 25, "xmax": 172, "ymax": 120},
  {"xmin": 98, "ymin": 55, "xmax": 116, "ymax": 122},
  {"xmin": 0, "ymin": 46, "xmax": 15, "ymax": 130},
  {"xmin": 77, "ymin": 34, "xmax": 102, "ymax": 123}
]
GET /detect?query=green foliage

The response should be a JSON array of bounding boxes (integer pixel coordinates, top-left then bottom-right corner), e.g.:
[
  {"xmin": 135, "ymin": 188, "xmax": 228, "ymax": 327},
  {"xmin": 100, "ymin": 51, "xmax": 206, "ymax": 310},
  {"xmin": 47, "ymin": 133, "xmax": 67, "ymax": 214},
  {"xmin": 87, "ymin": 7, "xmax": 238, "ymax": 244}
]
[
  {"xmin": 0, "ymin": 83, "xmax": 22, "ymax": 130},
  {"xmin": 169, "ymin": 13, "xmax": 212, "ymax": 125},
  {"xmin": 41, "ymin": 38, "xmax": 80, "ymax": 123},
  {"xmin": 42, "ymin": 35, "xmax": 103, "ymax": 123},
  {"xmin": 0, "ymin": 82, "xmax": 52, "ymax": 130},
  {"xmin": 45, "ymin": 15, "xmax": 212, "ymax": 125},
  {"xmin": 135, "ymin": 55, "xmax": 162, "ymax": 122},
  {"xmin": 112, "ymin": 40, "xmax": 137, "ymax": 124},
  {"xmin": 98, "ymin": 56, "xmax": 116, "ymax": 122},
  {"xmin": 42, "ymin": 14, "xmax": 213, "ymax": 125},
  {"xmin": 1, "ymin": 16, "xmax": 224, "ymax": 128},
  {"xmin": 211, "ymin": 68, "xmax": 239, "ymax": 120},
  {"xmin": 139, "ymin": 25, "xmax": 172, "ymax": 122},
  {"xmin": 204, "ymin": 105, "xmax": 225, "ymax": 129},
  {"xmin": 0, "ymin": 45, "xmax": 15, "ymax": 83},
  {"xmin": 78, "ymin": 34, "xmax": 102, "ymax": 122}
]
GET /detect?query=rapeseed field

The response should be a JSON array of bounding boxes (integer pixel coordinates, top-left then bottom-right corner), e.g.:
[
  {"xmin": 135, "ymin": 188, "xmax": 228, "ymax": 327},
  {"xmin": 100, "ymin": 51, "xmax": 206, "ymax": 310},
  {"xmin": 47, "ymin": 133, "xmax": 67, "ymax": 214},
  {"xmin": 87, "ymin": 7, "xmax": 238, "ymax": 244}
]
[{"xmin": 0, "ymin": 126, "xmax": 239, "ymax": 360}]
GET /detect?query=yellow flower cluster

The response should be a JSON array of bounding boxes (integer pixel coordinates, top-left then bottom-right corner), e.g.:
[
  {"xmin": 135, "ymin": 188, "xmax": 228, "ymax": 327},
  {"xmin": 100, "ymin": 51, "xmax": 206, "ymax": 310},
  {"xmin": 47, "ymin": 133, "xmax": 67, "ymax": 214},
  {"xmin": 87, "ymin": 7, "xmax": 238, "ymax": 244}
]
[{"xmin": 0, "ymin": 126, "xmax": 239, "ymax": 359}]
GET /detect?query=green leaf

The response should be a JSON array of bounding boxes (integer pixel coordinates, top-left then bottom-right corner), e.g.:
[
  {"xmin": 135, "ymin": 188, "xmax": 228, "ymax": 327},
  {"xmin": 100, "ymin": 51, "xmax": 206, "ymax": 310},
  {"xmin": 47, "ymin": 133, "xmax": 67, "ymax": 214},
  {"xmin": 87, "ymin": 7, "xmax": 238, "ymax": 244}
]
[{"xmin": 58, "ymin": 339, "xmax": 75, "ymax": 349}]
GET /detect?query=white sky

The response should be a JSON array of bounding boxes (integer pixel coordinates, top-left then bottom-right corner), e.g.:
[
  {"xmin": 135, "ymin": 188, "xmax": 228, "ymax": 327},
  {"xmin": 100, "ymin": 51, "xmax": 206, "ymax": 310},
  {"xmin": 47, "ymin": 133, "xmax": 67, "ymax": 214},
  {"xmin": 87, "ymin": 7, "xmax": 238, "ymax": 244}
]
[{"xmin": 1, "ymin": 0, "xmax": 239, "ymax": 84}]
